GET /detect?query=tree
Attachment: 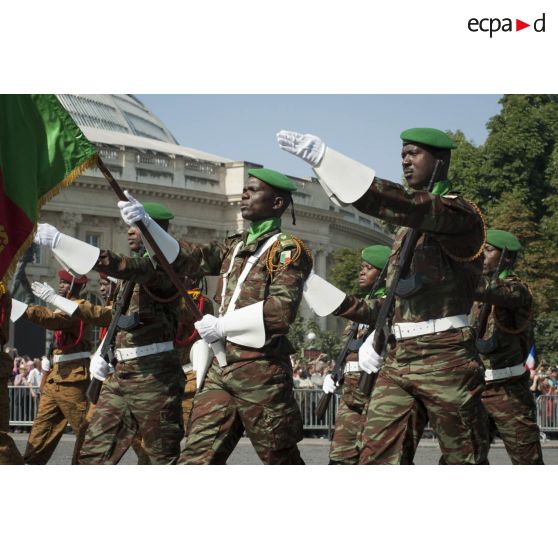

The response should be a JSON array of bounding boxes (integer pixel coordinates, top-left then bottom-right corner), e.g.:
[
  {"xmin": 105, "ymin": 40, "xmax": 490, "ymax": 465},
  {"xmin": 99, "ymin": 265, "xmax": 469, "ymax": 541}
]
[{"xmin": 328, "ymin": 248, "xmax": 361, "ymax": 295}]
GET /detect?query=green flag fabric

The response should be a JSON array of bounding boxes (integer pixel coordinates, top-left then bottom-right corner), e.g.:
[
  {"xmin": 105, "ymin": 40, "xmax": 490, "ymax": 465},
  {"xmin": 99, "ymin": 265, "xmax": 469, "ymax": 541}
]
[{"xmin": 0, "ymin": 94, "xmax": 97, "ymax": 280}]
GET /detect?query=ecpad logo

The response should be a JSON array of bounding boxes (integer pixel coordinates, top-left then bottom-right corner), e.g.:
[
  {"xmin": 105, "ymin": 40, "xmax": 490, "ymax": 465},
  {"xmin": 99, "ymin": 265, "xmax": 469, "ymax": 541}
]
[{"xmin": 468, "ymin": 13, "xmax": 546, "ymax": 37}]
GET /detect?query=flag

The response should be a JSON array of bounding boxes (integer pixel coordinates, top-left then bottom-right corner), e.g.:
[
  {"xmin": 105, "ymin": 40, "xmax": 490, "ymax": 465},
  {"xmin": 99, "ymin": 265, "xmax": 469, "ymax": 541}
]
[
  {"xmin": 0, "ymin": 94, "xmax": 97, "ymax": 280},
  {"xmin": 525, "ymin": 344, "xmax": 536, "ymax": 370}
]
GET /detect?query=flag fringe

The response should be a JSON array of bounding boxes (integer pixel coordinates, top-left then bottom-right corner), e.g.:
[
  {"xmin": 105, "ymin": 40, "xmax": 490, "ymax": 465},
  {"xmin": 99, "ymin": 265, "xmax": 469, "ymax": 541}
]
[{"xmin": 2, "ymin": 154, "xmax": 98, "ymax": 283}]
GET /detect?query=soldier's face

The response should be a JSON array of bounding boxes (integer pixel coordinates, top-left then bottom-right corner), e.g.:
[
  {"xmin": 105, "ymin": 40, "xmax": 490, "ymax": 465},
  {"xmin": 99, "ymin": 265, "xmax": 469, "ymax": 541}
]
[
  {"xmin": 401, "ymin": 143, "xmax": 439, "ymax": 189},
  {"xmin": 240, "ymin": 177, "xmax": 284, "ymax": 221},
  {"xmin": 58, "ymin": 279, "xmax": 71, "ymax": 297},
  {"xmin": 99, "ymin": 279, "xmax": 110, "ymax": 299},
  {"xmin": 127, "ymin": 225, "xmax": 143, "ymax": 252},
  {"xmin": 483, "ymin": 244, "xmax": 501, "ymax": 274},
  {"xmin": 359, "ymin": 261, "xmax": 381, "ymax": 290}
]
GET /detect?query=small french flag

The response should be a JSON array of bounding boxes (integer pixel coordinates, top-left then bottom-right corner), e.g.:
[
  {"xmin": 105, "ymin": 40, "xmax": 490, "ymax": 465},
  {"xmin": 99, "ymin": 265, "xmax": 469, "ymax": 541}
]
[{"xmin": 525, "ymin": 345, "xmax": 536, "ymax": 371}]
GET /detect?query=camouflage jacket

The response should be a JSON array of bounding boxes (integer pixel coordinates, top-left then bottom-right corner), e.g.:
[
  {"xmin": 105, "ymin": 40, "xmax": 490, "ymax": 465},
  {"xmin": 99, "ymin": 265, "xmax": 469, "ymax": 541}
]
[
  {"xmin": 334, "ymin": 295, "xmax": 383, "ymax": 365},
  {"xmin": 93, "ymin": 250, "xmax": 190, "ymax": 354},
  {"xmin": 471, "ymin": 272, "xmax": 532, "ymax": 371},
  {"xmin": 74, "ymin": 301, "xmax": 112, "ymax": 328},
  {"xmin": 0, "ymin": 292, "xmax": 12, "ymax": 379},
  {"xmin": 24, "ymin": 297, "xmax": 91, "ymax": 383},
  {"xmin": 179, "ymin": 227, "xmax": 313, "ymax": 368},
  {"xmin": 352, "ymin": 178, "xmax": 484, "ymax": 372},
  {"xmin": 174, "ymin": 291, "xmax": 214, "ymax": 366}
]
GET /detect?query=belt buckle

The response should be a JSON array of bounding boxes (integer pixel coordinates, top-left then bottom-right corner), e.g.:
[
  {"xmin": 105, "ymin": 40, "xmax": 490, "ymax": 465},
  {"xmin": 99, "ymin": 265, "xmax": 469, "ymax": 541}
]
[{"xmin": 393, "ymin": 324, "xmax": 403, "ymax": 339}]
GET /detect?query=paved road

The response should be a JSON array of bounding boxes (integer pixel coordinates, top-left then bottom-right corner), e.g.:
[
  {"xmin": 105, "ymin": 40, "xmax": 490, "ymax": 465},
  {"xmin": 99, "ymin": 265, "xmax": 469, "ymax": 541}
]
[{"xmin": 9, "ymin": 433, "xmax": 558, "ymax": 464}]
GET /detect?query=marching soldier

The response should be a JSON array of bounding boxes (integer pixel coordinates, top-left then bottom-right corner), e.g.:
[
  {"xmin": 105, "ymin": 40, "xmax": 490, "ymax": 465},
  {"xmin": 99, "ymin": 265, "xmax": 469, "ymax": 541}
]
[
  {"xmin": 322, "ymin": 245, "xmax": 428, "ymax": 464},
  {"xmin": 0, "ymin": 283, "xmax": 24, "ymax": 464},
  {"xmin": 34, "ymin": 201, "xmax": 188, "ymax": 464},
  {"xmin": 472, "ymin": 229, "xmax": 543, "ymax": 464},
  {"xmin": 14, "ymin": 270, "xmax": 91, "ymax": 464},
  {"xmin": 157, "ymin": 168, "xmax": 314, "ymax": 465},
  {"xmin": 278, "ymin": 127, "xmax": 487, "ymax": 464}
]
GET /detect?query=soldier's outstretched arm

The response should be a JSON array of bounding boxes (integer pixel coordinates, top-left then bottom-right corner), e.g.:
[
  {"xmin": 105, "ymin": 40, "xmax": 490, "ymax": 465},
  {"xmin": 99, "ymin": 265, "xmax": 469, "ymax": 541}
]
[
  {"xmin": 23, "ymin": 304, "xmax": 81, "ymax": 331},
  {"xmin": 333, "ymin": 295, "xmax": 383, "ymax": 326},
  {"xmin": 277, "ymin": 130, "xmax": 482, "ymax": 236}
]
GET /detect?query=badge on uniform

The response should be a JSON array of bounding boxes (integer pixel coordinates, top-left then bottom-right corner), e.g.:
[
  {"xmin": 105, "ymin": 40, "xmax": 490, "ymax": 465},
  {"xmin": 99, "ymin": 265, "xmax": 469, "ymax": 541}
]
[{"xmin": 280, "ymin": 250, "xmax": 292, "ymax": 265}]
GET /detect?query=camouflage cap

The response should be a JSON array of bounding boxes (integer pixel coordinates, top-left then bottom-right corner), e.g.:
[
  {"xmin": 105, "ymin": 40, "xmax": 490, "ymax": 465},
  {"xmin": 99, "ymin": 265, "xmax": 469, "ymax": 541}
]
[
  {"xmin": 361, "ymin": 245, "xmax": 391, "ymax": 270},
  {"xmin": 486, "ymin": 229, "xmax": 522, "ymax": 252},
  {"xmin": 400, "ymin": 128, "xmax": 456, "ymax": 150},
  {"xmin": 144, "ymin": 202, "xmax": 174, "ymax": 221},
  {"xmin": 248, "ymin": 168, "xmax": 298, "ymax": 192}
]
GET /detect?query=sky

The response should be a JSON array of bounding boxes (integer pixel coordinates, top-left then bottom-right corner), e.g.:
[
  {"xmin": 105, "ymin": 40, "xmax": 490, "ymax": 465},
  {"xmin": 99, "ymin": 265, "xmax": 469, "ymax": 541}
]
[{"xmin": 135, "ymin": 95, "xmax": 502, "ymax": 182}]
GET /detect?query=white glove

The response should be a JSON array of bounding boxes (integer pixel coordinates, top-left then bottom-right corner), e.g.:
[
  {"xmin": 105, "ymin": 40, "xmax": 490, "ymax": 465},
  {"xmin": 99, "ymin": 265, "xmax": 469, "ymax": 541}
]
[
  {"xmin": 41, "ymin": 357, "xmax": 51, "ymax": 372},
  {"xmin": 195, "ymin": 314, "xmax": 226, "ymax": 344},
  {"xmin": 358, "ymin": 331, "xmax": 384, "ymax": 374},
  {"xmin": 117, "ymin": 190, "xmax": 149, "ymax": 226},
  {"xmin": 34, "ymin": 223, "xmax": 61, "ymax": 249},
  {"xmin": 89, "ymin": 354, "xmax": 110, "ymax": 382},
  {"xmin": 31, "ymin": 281, "xmax": 78, "ymax": 316},
  {"xmin": 31, "ymin": 281, "xmax": 57, "ymax": 304},
  {"xmin": 322, "ymin": 374, "xmax": 338, "ymax": 394},
  {"xmin": 276, "ymin": 130, "xmax": 326, "ymax": 167}
]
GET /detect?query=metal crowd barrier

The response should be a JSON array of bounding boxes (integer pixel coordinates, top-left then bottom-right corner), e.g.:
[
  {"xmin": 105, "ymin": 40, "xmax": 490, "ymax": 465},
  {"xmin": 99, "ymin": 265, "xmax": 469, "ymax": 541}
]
[
  {"xmin": 8, "ymin": 386, "xmax": 41, "ymax": 426},
  {"xmin": 536, "ymin": 395, "xmax": 558, "ymax": 433},
  {"xmin": 293, "ymin": 389, "xmax": 340, "ymax": 434}
]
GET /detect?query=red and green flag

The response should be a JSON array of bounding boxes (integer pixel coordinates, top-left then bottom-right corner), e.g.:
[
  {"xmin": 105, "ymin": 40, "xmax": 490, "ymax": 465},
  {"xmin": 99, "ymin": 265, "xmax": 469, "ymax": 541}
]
[{"xmin": 0, "ymin": 94, "xmax": 97, "ymax": 280}]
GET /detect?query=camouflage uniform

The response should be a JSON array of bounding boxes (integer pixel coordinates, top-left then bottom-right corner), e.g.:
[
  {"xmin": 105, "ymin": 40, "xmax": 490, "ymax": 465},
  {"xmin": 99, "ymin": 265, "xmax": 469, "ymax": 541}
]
[
  {"xmin": 174, "ymin": 289, "xmax": 214, "ymax": 434},
  {"xmin": 178, "ymin": 229, "xmax": 312, "ymax": 465},
  {"xmin": 68, "ymin": 300, "xmax": 150, "ymax": 464},
  {"xmin": 352, "ymin": 178, "xmax": 487, "ymax": 464},
  {"xmin": 0, "ymin": 290, "xmax": 24, "ymax": 464},
  {"xmin": 472, "ymin": 272, "xmax": 543, "ymax": 464},
  {"xmin": 21, "ymin": 297, "xmax": 91, "ymax": 464},
  {"xmin": 332, "ymin": 295, "xmax": 428, "ymax": 464},
  {"xmin": 78, "ymin": 250, "xmax": 187, "ymax": 465}
]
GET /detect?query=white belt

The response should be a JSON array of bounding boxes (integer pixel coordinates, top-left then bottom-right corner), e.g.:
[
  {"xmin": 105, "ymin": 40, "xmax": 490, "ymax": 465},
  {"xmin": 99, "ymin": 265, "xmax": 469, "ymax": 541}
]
[
  {"xmin": 391, "ymin": 314, "xmax": 468, "ymax": 340},
  {"xmin": 53, "ymin": 351, "xmax": 91, "ymax": 364},
  {"xmin": 344, "ymin": 361, "xmax": 362, "ymax": 373},
  {"xmin": 485, "ymin": 363, "xmax": 525, "ymax": 382},
  {"xmin": 114, "ymin": 341, "xmax": 174, "ymax": 362},
  {"xmin": 182, "ymin": 363, "xmax": 193, "ymax": 375}
]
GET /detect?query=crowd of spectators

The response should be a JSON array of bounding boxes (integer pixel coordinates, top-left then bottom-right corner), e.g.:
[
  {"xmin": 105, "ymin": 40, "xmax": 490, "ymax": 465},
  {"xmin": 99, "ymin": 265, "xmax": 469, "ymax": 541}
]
[
  {"xmin": 291, "ymin": 354, "xmax": 335, "ymax": 390},
  {"xmin": 530, "ymin": 362, "xmax": 558, "ymax": 397},
  {"xmin": 3, "ymin": 346, "xmax": 48, "ymax": 432}
]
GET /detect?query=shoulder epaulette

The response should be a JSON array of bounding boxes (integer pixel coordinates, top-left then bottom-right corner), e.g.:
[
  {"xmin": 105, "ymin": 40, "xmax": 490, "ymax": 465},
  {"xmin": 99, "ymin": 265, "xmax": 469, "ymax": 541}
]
[{"xmin": 266, "ymin": 234, "xmax": 313, "ymax": 275}]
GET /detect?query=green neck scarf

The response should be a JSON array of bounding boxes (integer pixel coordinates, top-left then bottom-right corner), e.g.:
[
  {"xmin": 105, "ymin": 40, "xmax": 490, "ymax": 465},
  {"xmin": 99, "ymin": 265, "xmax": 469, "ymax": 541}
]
[
  {"xmin": 499, "ymin": 269, "xmax": 511, "ymax": 280},
  {"xmin": 431, "ymin": 179, "xmax": 451, "ymax": 197},
  {"xmin": 373, "ymin": 286, "xmax": 386, "ymax": 299},
  {"xmin": 246, "ymin": 217, "xmax": 281, "ymax": 245}
]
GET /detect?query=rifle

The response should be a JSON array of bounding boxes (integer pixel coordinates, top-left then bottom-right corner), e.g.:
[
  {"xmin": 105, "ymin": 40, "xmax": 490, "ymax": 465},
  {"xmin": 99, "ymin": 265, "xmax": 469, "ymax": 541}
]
[
  {"xmin": 314, "ymin": 263, "xmax": 388, "ymax": 420},
  {"xmin": 358, "ymin": 159, "xmax": 443, "ymax": 397},
  {"xmin": 86, "ymin": 280, "xmax": 135, "ymax": 404},
  {"xmin": 475, "ymin": 247, "xmax": 508, "ymax": 354}
]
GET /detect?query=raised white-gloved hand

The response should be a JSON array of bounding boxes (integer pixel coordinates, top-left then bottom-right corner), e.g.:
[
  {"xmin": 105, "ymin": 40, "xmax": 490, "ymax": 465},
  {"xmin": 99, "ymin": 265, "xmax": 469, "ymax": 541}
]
[
  {"xmin": 117, "ymin": 190, "xmax": 149, "ymax": 226},
  {"xmin": 34, "ymin": 223, "xmax": 61, "ymax": 249},
  {"xmin": 89, "ymin": 354, "xmax": 110, "ymax": 382},
  {"xmin": 322, "ymin": 374, "xmax": 338, "ymax": 394},
  {"xmin": 31, "ymin": 281, "xmax": 78, "ymax": 316},
  {"xmin": 31, "ymin": 281, "xmax": 57, "ymax": 304},
  {"xmin": 358, "ymin": 331, "xmax": 384, "ymax": 374},
  {"xmin": 276, "ymin": 130, "xmax": 326, "ymax": 167},
  {"xmin": 195, "ymin": 314, "xmax": 226, "ymax": 344}
]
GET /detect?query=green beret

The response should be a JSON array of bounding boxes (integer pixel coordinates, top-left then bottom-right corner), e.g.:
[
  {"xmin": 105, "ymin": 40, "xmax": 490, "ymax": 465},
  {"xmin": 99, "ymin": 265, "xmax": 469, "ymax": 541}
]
[
  {"xmin": 248, "ymin": 168, "xmax": 298, "ymax": 192},
  {"xmin": 486, "ymin": 229, "xmax": 522, "ymax": 252},
  {"xmin": 400, "ymin": 128, "xmax": 456, "ymax": 150},
  {"xmin": 361, "ymin": 245, "xmax": 391, "ymax": 270},
  {"xmin": 143, "ymin": 202, "xmax": 174, "ymax": 221}
]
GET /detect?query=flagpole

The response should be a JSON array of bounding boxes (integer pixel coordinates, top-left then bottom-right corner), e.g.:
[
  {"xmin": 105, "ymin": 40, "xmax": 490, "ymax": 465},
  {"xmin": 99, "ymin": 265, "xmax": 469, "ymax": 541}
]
[{"xmin": 96, "ymin": 156, "xmax": 202, "ymax": 320}]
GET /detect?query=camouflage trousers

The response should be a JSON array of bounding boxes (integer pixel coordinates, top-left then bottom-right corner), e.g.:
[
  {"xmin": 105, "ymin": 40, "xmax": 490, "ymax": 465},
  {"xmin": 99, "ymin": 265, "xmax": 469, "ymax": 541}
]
[
  {"xmin": 360, "ymin": 363, "xmax": 487, "ymax": 465},
  {"xmin": 330, "ymin": 374, "xmax": 429, "ymax": 465},
  {"xmin": 179, "ymin": 359, "xmax": 304, "ymax": 465},
  {"xmin": 481, "ymin": 373, "xmax": 543, "ymax": 465},
  {"xmin": 24, "ymin": 380, "xmax": 88, "ymax": 465},
  {"xmin": 72, "ymin": 401, "xmax": 151, "ymax": 465},
  {"xmin": 0, "ymin": 373, "xmax": 24, "ymax": 465},
  {"xmin": 79, "ymin": 360, "xmax": 184, "ymax": 465},
  {"xmin": 182, "ymin": 369, "xmax": 197, "ymax": 436}
]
